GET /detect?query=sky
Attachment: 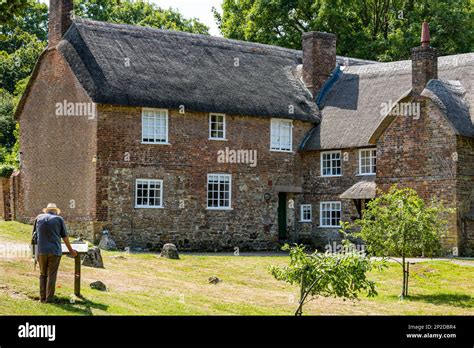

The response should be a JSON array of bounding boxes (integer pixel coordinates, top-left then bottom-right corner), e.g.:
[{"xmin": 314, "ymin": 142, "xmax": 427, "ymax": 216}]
[{"xmin": 38, "ymin": 0, "xmax": 223, "ymax": 36}]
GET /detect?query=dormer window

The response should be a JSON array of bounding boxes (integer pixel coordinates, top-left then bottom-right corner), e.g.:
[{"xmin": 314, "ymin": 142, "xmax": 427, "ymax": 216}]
[
  {"xmin": 209, "ymin": 113, "xmax": 226, "ymax": 140},
  {"xmin": 142, "ymin": 108, "xmax": 169, "ymax": 144}
]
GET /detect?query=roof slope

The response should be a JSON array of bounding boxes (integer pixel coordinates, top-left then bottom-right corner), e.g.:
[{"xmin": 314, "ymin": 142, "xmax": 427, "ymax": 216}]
[
  {"xmin": 302, "ymin": 53, "xmax": 474, "ymax": 150},
  {"xmin": 421, "ymin": 79, "xmax": 474, "ymax": 138},
  {"xmin": 58, "ymin": 19, "xmax": 323, "ymax": 121}
]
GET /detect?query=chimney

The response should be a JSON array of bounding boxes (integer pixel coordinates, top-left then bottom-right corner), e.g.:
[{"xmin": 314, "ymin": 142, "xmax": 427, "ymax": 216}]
[
  {"xmin": 302, "ymin": 32, "xmax": 337, "ymax": 97},
  {"xmin": 48, "ymin": 0, "xmax": 73, "ymax": 47},
  {"xmin": 411, "ymin": 22, "xmax": 438, "ymax": 100}
]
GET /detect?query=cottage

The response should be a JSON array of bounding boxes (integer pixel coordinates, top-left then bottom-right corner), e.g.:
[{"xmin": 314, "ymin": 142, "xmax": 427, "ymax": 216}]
[{"xmin": 9, "ymin": 0, "xmax": 474, "ymax": 255}]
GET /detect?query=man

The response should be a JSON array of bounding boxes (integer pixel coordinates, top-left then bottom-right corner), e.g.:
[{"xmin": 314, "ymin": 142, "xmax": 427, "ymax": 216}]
[{"xmin": 33, "ymin": 203, "xmax": 77, "ymax": 303}]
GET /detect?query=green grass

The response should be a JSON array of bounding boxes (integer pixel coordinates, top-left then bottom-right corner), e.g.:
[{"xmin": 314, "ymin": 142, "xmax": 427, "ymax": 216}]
[{"xmin": 0, "ymin": 221, "xmax": 473, "ymax": 315}]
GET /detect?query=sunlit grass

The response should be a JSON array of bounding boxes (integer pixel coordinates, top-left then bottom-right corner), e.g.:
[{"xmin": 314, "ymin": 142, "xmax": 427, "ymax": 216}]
[{"xmin": 0, "ymin": 221, "xmax": 473, "ymax": 315}]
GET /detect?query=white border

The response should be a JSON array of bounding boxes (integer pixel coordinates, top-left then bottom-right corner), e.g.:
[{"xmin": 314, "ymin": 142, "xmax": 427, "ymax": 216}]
[
  {"xmin": 206, "ymin": 173, "xmax": 232, "ymax": 210},
  {"xmin": 319, "ymin": 201, "xmax": 341, "ymax": 227},
  {"xmin": 135, "ymin": 179, "xmax": 164, "ymax": 208},
  {"xmin": 320, "ymin": 150, "xmax": 342, "ymax": 177},
  {"xmin": 141, "ymin": 108, "xmax": 170, "ymax": 144}
]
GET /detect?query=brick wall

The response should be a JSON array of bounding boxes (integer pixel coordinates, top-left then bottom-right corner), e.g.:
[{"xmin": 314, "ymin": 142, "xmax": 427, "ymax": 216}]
[
  {"xmin": 96, "ymin": 105, "xmax": 313, "ymax": 250},
  {"xmin": 0, "ymin": 178, "xmax": 11, "ymax": 220},
  {"xmin": 376, "ymin": 98, "xmax": 460, "ymax": 254},
  {"xmin": 18, "ymin": 48, "xmax": 98, "ymax": 235}
]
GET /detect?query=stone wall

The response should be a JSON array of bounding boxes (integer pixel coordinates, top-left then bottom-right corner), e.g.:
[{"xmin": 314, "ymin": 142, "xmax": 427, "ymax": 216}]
[
  {"xmin": 376, "ymin": 98, "xmax": 460, "ymax": 254},
  {"xmin": 96, "ymin": 105, "xmax": 313, "ymax": 250},
  {"xmin": 457, "ymin": 136, "xmax": 474, "ymax": 255},
  {"xmin": 298, "ymin": 148, "xmax": 374, "ymax": 250},
  {"xmin": 17, "ymin": 48, "xmax": 97, "ymax": 233}
]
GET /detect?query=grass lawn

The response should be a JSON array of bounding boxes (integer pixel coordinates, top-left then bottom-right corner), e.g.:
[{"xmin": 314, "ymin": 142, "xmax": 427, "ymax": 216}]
[{"xmin": 0, "ymin": 221, "xmax": 473, "ymax": 315}]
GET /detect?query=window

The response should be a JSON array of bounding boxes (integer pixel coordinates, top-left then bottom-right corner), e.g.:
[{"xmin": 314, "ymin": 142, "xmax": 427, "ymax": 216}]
[
  {"xmin": 320, "ymin": 202, "xmax": 341, "ymax": 227},
  {"xmin": 142, "ymin": 108, "xmax": 168, "ymax": 144},
  {"xmin": 135, "ymin": 179, "xmax": 163, "ymax": 208},
  {"xmin": 300, "ymin": 204, "xmax": 312, "ymax": 222},
  {"xmin": 207, "ymin": 174, "xmax": 232, "ymax": 209},
  {"xmin": 270, "ymin": 119, "xmax": 292, "ymax": 152},
  {"xmin": 321, "ymin": 151, "xmax": 342, "ymax": 176},
  {"xmin": 209, "ymin": 113, "xmax": 226, "ymax": 140},
  {"xmin": 359, "ymin": 148, "xmax": 376, "ymax": 175}
]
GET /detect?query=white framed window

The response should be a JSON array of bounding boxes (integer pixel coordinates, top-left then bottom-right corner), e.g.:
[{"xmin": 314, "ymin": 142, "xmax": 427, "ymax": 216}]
[
  {"xmin": 359, "ymin": 148, "xmax": 376, "ymax": 175},
  {"xmin": 209, "ymin": 113, "xmax": 226, "ymax": 140},
  {"xmin": 320, "ymin": 201, "xmax": 341, "ymax": 227},
  {"xmin": 142, "ymin": 108, "xmax": 168, "ymax": 144},
  {"xmin": 321, "ymin": 151, "xmax": 342, "ymax": 176},
  {"xmin": 270, "ymin": 118, "xmax": 292, "ymax": 152},
  {"xmin": 300, "ymin": 204, "xmax": 312, "ymax": 222},
  {"xmin": 207, "ymin": 174, "xmax": 232, "ymax": 210},
  {"xmin": 135, "ymin": 179, "xmax": 163, "ymax": 208}
]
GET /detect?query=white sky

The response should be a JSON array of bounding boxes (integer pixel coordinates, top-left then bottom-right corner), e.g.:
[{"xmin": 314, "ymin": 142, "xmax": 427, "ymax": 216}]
[{"xmin": 38, "ymin": 0, "xmax": 223, "ymax": 36}]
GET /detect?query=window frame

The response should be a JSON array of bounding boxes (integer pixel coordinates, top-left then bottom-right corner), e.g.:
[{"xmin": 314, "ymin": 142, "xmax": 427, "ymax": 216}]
[
  {"xmin": 141, "ymin": 108, "xmax": 169, "ymax": 144},
  {"xmin": 135, "ymin": 179, "xmax": 164, "ymax": 208},
  {"xmin": 208, "ymin": 113, "xmax": 226, "ymax": 140},
  {"xmin": 270, "ymin": 118, "xmax": 293, "ymax": 153},
  {"xmin": 319, "ymin": 201, "xmax": 342, "ymax": 228},
  {"xmin": 206, "ymin": 173, "xmax": 232, "ymax": 210},
  {"xmin": 320, "ymin": 150, "xmax": 342, "ymax": 177},
  {"xmin": 358, "ymin": 148, "xmax": 377, "ymax": 175},
  {"xmin": 300, "ymin": 204, "xmax": 312, "ymax": 222}
]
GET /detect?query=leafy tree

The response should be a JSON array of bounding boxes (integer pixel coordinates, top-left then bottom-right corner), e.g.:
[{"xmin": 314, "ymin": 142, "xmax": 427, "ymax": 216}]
[
  {"xmin": 270, "ymin": 242, "xmax": 381, "ymax": 315},
  {"xmin": 0, "ymin": 89, "xmax": 16, "ymax": 148},
  {"xmin": 74, "ymin": 0, "xmax": 209, "ymax": 34},
  {"xmin": 215, "ymin": 0, "xmax": 473, "ymax": 61},
  {"xmin": 355, "ymin": 186, "xmax": 451, "ymax": 297}
]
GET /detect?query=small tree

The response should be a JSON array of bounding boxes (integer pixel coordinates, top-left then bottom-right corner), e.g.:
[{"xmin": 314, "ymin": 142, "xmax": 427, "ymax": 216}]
[
  {"xmin": 270, "ymin": 241, "xmax": 381, "ymax": 316},
  {"xmin": 355, "ymin": 186, "xmax": 451, "ymax": 298}
]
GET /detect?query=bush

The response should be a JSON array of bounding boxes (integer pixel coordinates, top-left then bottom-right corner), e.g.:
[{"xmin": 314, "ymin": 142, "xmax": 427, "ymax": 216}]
[{"xmin": 0, "ymin": 164, "xmax": 15, "ymax": 178}]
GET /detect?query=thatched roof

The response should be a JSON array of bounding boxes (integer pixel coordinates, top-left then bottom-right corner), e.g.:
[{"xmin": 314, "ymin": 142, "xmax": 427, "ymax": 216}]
[
  {"xmin": 339, "ymin": 180, "xmax": 376, "ymax": 199},
  {"xmin": 421, "ymin": 79, "xmax": 474, "ymax": 138},
  {"xmin": 302, "ymin": 53, "xmax": 474, "ymax": 150},
  {"xmin": 56, "ymin": 19, "xmax": 328, "ymax": 121},
  {"xmin": 16, "ymin": 17, "xmax": 375, "ymax": 121}
]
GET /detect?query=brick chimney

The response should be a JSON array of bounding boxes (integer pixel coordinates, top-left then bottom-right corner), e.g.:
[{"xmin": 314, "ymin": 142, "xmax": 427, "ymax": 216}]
[
  {"xmin": 411, "ymin": 22, "xmax": 438, "ymax": 100},
  {"xmin": 48, "ymin": 0, "xmax": 73, "ymax": 47},
  {"xmin": 302, "ymin": 32, "xmax": 337, "ymax": 97}
]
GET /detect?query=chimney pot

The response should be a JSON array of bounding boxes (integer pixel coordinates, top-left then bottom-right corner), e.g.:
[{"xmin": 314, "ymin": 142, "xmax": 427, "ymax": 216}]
[
  {"xmin": 421, "ymin": 21, "xmax": 430, "ymax": 48},
  {"xmin": 411, "ymin": 22, "xmax": 438, "ymax": 100},
  {"xmin": 302, "ymin": 32, "xmax": 337, "ymax": 97}
]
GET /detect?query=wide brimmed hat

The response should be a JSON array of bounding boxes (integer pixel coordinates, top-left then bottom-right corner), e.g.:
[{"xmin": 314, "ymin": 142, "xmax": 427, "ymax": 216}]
[{"xmin": 43, "ymin": 203, "xmax": 61, "ymax": 214}]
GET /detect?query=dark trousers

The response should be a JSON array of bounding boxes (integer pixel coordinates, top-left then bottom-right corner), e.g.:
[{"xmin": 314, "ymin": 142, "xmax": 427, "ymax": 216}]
[{"xmin": 38, "ymin": 254, "xmax": 62, "ymax": 302}]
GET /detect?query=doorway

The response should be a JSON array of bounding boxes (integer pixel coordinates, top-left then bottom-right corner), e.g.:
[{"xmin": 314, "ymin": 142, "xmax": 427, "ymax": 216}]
[{"xmin": 278, "ymin": 192, "xmax": 287, "ymax": 240}]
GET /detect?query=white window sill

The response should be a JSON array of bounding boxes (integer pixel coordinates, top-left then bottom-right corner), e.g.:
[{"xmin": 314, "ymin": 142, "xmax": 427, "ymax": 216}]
[
  {"xmin": 356, "ymin": 173, "xmax": 376, "ymax": 176},
  {"xmin": 299, "ymin": 220, "xmax": 312, "ymax": 223},
  {"xmin": 318, "ymin": 226, "xmax": 341, "ymax": 229},
  {"xmin": 320, "ymin": 175, "xmax": 343, "ymax": 178},
  {"xmin": 208, "ymin": 138, "xmax": 228, "ymax": 141},
  {"xmin": 206, "ymin": 207, "xmax": 233, "ymax": 211},
  {"xmin": 141, "ymin": 142, "xmax": 171, "ymax": 145},
  {"xmin": 270, "ymin": 149, "xmax": 293, "ymax": 153},
  {"xmin": 134, "ymin": 206, "xmax": 164, "ymax": 209}
]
